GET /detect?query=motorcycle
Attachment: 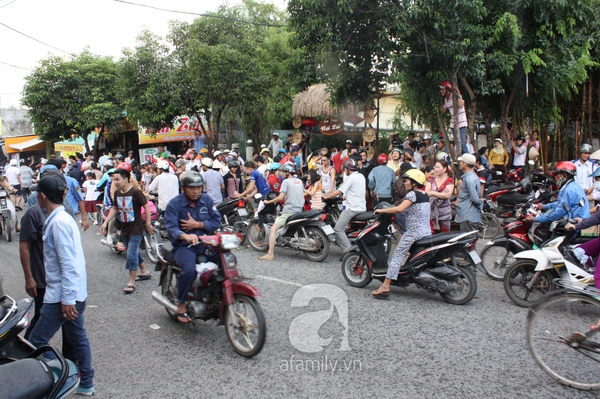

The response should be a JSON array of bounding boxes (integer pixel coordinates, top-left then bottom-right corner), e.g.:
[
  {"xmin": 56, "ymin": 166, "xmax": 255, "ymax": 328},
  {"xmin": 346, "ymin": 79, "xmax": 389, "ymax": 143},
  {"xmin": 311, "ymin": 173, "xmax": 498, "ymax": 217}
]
[
  {"xmin": 503, "ymin": 203, "xmax": 595, "ymax": 307},
  {"xmin": 97, "ymin": 203, "xmax": 163, "ymax": 263},
  {"xmin": 216, "ymin": 197, "xmax": 250, "ymax": 239},
  {"xmin": 246, "ymin": 192, "xmax": 334, "ymax": 262},
  {"xmin": 481, "ymin": 191, "xmax": 589, "ymax": 281},
  {"xmin": 0, "ymin": 295, "xmax": 80, "ymax": 398},
  {"xmin": 341, "ymin": 203, "xmax": 480, "ymax": 305},
  {"xmin": 0, "ymin": 188, "xmax": 16, "ymax": 242},
  {"xmin": 151, "ymin": 232, "xmax": 266, "ymax": 357}
]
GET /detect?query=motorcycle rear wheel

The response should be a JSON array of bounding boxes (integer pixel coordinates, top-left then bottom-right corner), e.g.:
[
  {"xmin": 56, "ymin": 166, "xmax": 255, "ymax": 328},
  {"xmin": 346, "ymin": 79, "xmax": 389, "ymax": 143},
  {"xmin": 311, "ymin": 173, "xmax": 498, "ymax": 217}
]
[
  {"xmin": 161, "ymin": 271, "xmax": 179, "ymax": 321},
  {"xmin": 303, "ymin": 227, "xmax": 330, "ymax": 262},
  {"xmin": 224, "ymin": 294, "xmax": 267, "ymax": 358},
  {"xmin": 247, "ymin": 221, "xmax": 268, "ymax": 252},
  {"xmin": 439, "ymin": 267, "xmax": 477, "ymax": 305},
  {"xmin": 527, "ymin": 292, "xmax": 600, "ymax": 390},
  {"xmin": 341, "ymin": 252, "xmax": 372, "ymax": 287},
  {"xmin": 144, "ymin": 230, "xmax": 161, "ymax": 263},
  {"xmin": 2, "ymin": 217, "xmax": 11, "ymax": 243},
  {"xmin": 503, "ymin": 260, "xmax": 555, "ymax": 307},
  {"xmin": 480, "ymin": 243, "xmax": 516, "ymax": 281}
]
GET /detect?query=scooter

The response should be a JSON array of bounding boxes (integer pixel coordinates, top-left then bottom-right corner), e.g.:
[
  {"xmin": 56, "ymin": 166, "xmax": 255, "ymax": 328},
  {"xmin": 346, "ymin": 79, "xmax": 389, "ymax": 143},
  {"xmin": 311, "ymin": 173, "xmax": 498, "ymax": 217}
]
[
  {"xmin": 0, "ymin": 188, "xmax": 16, "ymax": 242},
  {"xmin": 246, "ymin": 192, "xmax": 334, "ymax": 262},
  {"xmin": 151, "ymin": 233, "xmax": 266, "ymax": 357},
  {"xmin": 97, "ymin": 203, "xmax": 162, "ymax": 263},
  {"xmin": 0, "ymin": 295, "xmax": 80, "ymax": 398},
  {"xmin": 217, "ymin": 197, "xmax": 249, "ymax": 239},
  {"xmin": 503, "ymin": 203, "xmax": 595, "ymax": 308},
  {"xmin": 340, "ymin": 203, "xmax": 480, "ymax": 305}
]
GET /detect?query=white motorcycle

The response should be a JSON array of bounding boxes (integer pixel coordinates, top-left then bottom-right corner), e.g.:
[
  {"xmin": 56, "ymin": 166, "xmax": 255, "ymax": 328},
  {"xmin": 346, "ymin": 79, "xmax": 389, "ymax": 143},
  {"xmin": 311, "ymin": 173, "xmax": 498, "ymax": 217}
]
[
  {"xmin": 0, "ymin": 189, "xmax": 16, "ymax": 242},
  {"xmin": 503, "ymin": 203, "xmax": 594, "ymax": 307}
]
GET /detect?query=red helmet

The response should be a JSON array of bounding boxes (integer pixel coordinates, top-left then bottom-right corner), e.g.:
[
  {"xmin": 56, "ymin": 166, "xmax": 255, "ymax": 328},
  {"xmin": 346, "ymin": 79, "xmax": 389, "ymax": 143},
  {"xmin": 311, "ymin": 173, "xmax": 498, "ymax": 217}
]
[
  {"xmin": 117, "ymin": 162, "xmax": 132, "ymax": 172},
  {"xmin": 377, "ymin": 153, "xmax": 389, "ymax": 165},
  {"xmin": 439, "ymin": 81, "xmax": 452, "ymax": 90},
  {"xmin": 554, "ymin": 161, "xmax": 576, "ymax": 176}
]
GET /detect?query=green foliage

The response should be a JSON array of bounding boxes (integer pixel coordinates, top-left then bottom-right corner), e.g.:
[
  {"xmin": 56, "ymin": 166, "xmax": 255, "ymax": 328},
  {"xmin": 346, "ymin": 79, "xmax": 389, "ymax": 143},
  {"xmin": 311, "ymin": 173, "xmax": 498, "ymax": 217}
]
[{"xmin": 21, "ymin": 50, "xmax": 122, "ymax": 151}]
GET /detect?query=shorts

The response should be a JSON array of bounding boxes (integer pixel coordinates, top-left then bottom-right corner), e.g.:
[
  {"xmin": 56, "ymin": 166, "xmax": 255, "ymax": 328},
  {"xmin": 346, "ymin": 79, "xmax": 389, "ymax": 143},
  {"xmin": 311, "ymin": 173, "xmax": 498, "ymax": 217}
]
[
  {"xmin": 84, "ymin": 200, "xmax": 99, "ymax": 213},
  {"xmin": 275, "ymin": 213, "xmax": 293, "ymax": 226},
  {"xmin": 12, "ymin": 184, "xmax": 21, "ymax": 196}
]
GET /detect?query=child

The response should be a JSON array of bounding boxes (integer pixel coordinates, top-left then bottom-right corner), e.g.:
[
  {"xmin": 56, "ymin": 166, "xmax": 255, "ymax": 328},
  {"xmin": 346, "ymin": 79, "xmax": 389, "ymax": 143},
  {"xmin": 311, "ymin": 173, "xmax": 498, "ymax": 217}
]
[{"xmin": 82, "ymin": 172, "xmax": 101, "ymax": 225}]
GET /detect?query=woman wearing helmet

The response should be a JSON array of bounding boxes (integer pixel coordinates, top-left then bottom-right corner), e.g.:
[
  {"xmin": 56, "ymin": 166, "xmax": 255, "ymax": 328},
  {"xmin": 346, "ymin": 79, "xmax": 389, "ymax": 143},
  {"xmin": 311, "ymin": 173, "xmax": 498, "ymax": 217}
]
[
  {"xmin": 224, "ymin": 161, "xmax": 243, "ymax": 200},
  {"xmin": 267, "ymin": 162, "xmax": 282, "ymax": 193},
  {"xmin": 372, "ymin": 169, "xmax": 432, "ymax": 298},
  {"xmin": 387, "ymin": 148, "xmax": 403, "ymax": 175},
  {"xmin": 525, "ymin": 161, "xmax": 590, "ymax": 225}
]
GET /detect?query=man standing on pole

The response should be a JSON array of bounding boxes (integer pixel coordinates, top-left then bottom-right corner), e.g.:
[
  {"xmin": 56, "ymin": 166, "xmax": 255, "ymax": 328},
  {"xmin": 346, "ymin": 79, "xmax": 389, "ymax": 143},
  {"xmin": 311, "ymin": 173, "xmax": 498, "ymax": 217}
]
[{"xmin": 439, "ymin": 81, "xmax": 468, "ymax": 155}]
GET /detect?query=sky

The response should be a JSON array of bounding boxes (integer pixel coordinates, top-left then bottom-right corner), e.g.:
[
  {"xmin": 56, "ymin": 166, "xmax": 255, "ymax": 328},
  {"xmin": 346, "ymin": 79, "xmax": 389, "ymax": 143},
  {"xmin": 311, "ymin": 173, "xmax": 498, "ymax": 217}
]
[{"xmin": 0, "ymin": 0, "xmax": 287, "ymax": 108}]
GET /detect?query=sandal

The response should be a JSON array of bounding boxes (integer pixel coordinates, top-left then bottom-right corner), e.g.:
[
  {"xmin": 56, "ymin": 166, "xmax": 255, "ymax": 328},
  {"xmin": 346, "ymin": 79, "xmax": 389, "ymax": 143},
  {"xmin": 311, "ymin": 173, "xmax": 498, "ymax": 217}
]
[
  {"xmin": 135, "ymin": 274, "xmax": 152, "ymax": 281},
  {"xmin": 259, "ymin": 255, "xmax": 274, "ymax": 261},
  {"xmin": 590, "ymin": 319, "xmax": 600, "ymax": 331},
  {"xmin": 123, "ymin": 285, "xmax": 136, "ymax": 294},
  {"xmin": 176, "ymin": 312, "xmax": 191, "ymax": 323},
  {"xmin": 372, "ymin": 289, "xmax": 390, "ymax": 299},
  {"xmin": 116, "ymin": 242, "xmax": 126, "ymax": 252}
]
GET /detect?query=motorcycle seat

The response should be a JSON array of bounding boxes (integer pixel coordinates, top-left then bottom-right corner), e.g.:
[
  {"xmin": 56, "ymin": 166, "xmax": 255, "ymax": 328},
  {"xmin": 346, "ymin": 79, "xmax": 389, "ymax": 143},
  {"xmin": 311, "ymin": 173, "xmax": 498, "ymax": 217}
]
[
  {"xmin": 485, "ymin": 185, "xmax": 517, "ymax": 194},
  {"xmin": 159, "ymin": 245, "xmax": 208, "ymax": 265},
  {"xmin": 0, "ymin": 358, "xmax": 54, "ymax": 399},
  {"xmin": 286, "ymin": 210, "xmax": 323, "ymax": 223},
  {"xmin": 413, "ymin": 232, "xmax": 467, "ymax": 248},
  {"xmin": 496, "ymin": 194, "xmax": 531, "ymax": 205},
  {"xmin": 351, "ymin": 211, "xmax": 375, "ymax": 222}
]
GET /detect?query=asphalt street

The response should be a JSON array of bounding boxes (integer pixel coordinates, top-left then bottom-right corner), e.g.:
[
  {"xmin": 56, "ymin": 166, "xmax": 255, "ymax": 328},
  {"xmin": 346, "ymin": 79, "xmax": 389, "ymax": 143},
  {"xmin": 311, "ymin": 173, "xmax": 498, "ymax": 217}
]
[{"xmin": 2, "ymin": 221, "xmax": 600, "ymax": 399}]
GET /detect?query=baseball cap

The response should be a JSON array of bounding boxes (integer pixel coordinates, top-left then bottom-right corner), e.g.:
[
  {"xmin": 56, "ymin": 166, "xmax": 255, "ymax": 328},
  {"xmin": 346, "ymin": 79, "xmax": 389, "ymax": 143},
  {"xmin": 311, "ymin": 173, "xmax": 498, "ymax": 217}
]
[
  {"xmin": 40, "ymin": 164, "xmax": 59, "ymax": 175},
  {"xmin": 37, "ymin": 173, "xmax": 66, "ymax": 197},
  {"xmin": 272, "ymin": 132, "xmax": 279, "ymax": 136},
  {"xmin": 458, "ymin": 153, "xmax": 476, "ymax": 165}
]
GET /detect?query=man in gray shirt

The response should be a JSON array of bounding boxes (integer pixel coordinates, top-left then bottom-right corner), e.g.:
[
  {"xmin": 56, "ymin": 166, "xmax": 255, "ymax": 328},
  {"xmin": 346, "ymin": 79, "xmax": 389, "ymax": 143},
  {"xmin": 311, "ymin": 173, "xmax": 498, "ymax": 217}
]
[
  {"xmin": 19, "ymin": 160, "xmax": 35, "ymax": 204},
  {"xmin": 456, "ymin": 153, "xmax": 482, "ymax": 232},
  {"xmin": 259, "ymin": 164, "xmax": 304, "ymax": 261}
]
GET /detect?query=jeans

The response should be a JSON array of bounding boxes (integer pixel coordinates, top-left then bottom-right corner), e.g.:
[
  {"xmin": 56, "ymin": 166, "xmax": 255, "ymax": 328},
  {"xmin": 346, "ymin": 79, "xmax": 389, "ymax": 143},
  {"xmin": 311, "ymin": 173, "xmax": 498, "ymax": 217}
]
[
  {"xmin": 122, "ymin": 234, "xmax": 144, "ymax": 270},
  {"xmin": 28, "ymin": 301, "xmax": 94, "ymax": 388},
  {"xmin": 334, "ymin": 209, "xmax": 363, "ymax": 252},
  {"xmin": 459, "ymin": 127, "xmax": 468, "ymax": 154},
  {"xmin": 25, "ymin": 288, "xmax": 77, "ymax": 362},
  {"xmin": 172, "ymin": 245, "xmax": 220, "ymax": 303}
]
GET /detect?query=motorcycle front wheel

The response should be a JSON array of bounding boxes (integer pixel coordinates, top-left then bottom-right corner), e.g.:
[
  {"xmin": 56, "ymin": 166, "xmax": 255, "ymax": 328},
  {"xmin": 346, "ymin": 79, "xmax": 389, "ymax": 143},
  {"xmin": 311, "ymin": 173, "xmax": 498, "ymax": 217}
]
[
  {"xmin": 480, "ymin": 243, "xmax": 516, "ymax": 281},
  {"xmin": 527, "ymin": 292, "xmax": 600, "ymax": 390},
  {"xmin": 481, "ymin": 212, "xmax": 502, "ymax": 239},
  {"xmin": 439, "ymin": 267, "xmax": 477, "ymax": 305},
  {"xmin": 503, "ymin": 260, "xmax": 555, "ymax": 307},
  {"xmin": 144, "ymin": 230, "xmax": 161, "ymax": 263},
  {"xmin": 303, "ymin": 227, "xmax": 330, "ymax": 262},
  {"xmin": 247, "ymin": 221, "xmax": 268, "ymax": 252},
  {"xmin": 224, "ymin": 294, "xmax": 267, "ymax": 358},
  {"xmin": 161, "ymin": 271, "xmax": 179, "ymax": 321},
  {"xmin": 2, "ymin": 216, "xmax": 11, "ymax": 242},
  {"xmin": 341, "ymin": 252, "xmax": 372, "ymax": 287}
]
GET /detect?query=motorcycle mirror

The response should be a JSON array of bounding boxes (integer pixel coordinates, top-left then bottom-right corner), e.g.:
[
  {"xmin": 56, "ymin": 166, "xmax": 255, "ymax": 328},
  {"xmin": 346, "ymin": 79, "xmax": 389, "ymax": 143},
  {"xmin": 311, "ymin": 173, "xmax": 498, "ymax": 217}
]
[
  {"xmin": 254, "ymin": 193, "xmax": 263, "ymax": 199},
  {"xmin": 580, "ymin": 198, "xmax": 586, "ymax": 208},
  {"xmin": 562, "ymin": 203, "xmax": 570, "ymax": 212}
]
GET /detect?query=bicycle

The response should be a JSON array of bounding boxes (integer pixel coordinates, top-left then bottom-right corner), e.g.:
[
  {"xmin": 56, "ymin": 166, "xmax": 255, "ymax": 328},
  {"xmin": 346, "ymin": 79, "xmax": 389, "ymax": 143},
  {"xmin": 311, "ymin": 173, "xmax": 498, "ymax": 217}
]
[{"xmin": 527, "ymin": 279, "xmax": 600, "ymax": 390}]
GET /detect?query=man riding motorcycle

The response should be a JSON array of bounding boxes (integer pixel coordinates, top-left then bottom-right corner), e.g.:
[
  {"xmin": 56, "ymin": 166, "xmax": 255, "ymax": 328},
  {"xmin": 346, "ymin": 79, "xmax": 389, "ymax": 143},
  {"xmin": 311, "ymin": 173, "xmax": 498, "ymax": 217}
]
[
  {"xmin": 525, "ymin": 161, "xmax": 590, "ymax": 224},
  {"xmin": 164, "ymin": 171, "xmax": 222, "ymax": 323}
]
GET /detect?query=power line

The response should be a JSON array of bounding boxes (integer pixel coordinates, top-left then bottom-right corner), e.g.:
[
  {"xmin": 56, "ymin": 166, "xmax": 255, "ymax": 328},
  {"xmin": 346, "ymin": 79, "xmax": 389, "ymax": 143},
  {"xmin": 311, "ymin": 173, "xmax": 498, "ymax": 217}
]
[
  {"xmin": 0, "ymin": 0, "xmax": 17, "ymax": 10},
  {"xmin": 110, "ymin": 0, "xmax": 285, "ymax": 27},
  {"xmin": 0, "ymin": 60, "xmax": 30, "ymax": 70},
  {"xmin": 0, "ymin": 21, "xmax": 72, "ymax": 55}
]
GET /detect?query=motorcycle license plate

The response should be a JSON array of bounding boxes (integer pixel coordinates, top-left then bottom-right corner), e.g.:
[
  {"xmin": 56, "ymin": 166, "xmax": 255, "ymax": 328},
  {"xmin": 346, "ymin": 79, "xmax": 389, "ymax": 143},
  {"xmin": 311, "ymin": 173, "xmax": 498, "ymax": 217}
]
[
  {"xmin": 322, "ymin": 225, "xmax": 334, "ymax": 235},
  {"xmin": 469, "ymin": 250, "xmax": 481, "ymax": 264},
  {"xmin": 0, "ymin": 190, "xmax": 6, "ymax": 197},
  {"xmin": 237, "ymin": 208, "xmax": 248, "ymax": 217}
]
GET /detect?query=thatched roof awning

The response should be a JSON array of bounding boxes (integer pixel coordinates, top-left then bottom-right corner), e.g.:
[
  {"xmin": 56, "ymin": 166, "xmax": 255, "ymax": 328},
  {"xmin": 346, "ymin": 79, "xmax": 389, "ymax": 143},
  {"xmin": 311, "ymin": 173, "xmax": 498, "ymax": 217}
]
[{"xmin": 292, "ymin": 84, "xmax": 359, "ymax": 118}]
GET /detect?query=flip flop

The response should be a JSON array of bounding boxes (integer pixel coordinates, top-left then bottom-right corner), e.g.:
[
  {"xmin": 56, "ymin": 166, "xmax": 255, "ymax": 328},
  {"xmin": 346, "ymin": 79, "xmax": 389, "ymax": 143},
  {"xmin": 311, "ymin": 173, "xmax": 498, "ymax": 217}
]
[
  {"xmin": 372, "ymin": 290, "xmax": 390, "ymax": 299},
  {"xmin": 124, "ymin": 285, "xmax": 136, "ymax": 294},
  {"xmin": 135, "ymin": 274, "xmax": 152, "ymax": 281},
  {"xmin": 176, "ymin": 312, "xmax": 191, "ymax": 323},
  {"xmin": 259, "ymin": 255, "xmax": 274, "ymax": 261}
]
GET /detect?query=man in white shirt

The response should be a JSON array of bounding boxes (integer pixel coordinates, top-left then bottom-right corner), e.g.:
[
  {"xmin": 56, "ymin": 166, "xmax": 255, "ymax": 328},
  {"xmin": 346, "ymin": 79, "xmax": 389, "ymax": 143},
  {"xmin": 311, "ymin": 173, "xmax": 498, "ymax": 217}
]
[
  {"xmin": 147, "ymin": 160, "xmax": 180, "ymax": 215},
  {"xmin": 573, "ymin": 143, "xmax": 597, "ymax": 195},
  {"xmin": 200, "ymin": 158, "xmax": 224, "ymax": 205},
  {"xmin": 323, "ymin": 158, "xmax": 366, "ymax": 253},
  {"xmin": 5, "ymin": 159, "xmax": 22, "ymax": 210},
  {"xmin": 125, "ymin": 150, "xmax": 135, "ymax": 164},
  {"xmin": 510, "ymin": 135, "xmax": 527, "ymax": 178}
]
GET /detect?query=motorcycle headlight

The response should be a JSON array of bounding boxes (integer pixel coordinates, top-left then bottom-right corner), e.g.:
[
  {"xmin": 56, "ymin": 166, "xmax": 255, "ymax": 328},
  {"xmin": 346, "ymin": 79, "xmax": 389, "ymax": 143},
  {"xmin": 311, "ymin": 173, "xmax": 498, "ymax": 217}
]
[{"xmin": 220, "ymin": 234, "xmax": 242, "ymax": 250}]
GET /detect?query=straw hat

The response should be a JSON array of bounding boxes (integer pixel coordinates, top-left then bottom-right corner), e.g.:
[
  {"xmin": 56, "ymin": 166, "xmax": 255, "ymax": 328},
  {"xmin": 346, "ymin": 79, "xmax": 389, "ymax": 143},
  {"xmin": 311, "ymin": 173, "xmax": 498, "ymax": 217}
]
[{"xmin": 528, "ymin": 146, "xmax": 539, "ymax": 160}]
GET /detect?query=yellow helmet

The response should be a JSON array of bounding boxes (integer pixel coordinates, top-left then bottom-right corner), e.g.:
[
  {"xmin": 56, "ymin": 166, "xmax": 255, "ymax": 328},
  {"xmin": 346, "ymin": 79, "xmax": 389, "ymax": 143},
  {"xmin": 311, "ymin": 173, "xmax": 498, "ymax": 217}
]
[
  {"xmin": 200, "ymin": 148, "xmax": 208, "ymax": 154},
  {"xmin": 401, "ymin": 169, "xmax": 426, "ymax": 186}
]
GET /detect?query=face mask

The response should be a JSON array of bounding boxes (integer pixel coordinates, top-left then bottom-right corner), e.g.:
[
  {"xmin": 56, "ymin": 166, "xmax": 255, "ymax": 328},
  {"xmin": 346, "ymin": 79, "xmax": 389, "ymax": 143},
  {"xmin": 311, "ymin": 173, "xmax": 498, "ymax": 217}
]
[
  {"xmin": 556, "ymin": 176, "xmax": 567, "ymax": 188},
  {"xmin": 594, "ymin": 181, "xmax": 600, "ymax": 192}
]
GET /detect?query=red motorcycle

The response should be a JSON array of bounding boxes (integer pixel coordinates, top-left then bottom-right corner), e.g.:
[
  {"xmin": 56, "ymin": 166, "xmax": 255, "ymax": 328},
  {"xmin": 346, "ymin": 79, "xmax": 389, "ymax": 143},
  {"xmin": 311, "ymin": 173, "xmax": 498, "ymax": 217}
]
[{"xmin": 152, "ymin": 232, "xmax": 267, "ymax": 357}]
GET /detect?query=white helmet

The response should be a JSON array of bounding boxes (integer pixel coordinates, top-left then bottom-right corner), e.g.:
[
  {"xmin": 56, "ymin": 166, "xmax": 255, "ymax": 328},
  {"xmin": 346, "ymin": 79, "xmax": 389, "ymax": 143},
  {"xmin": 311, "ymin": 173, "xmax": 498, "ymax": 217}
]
[
  {"xmin": 213, "ymin": 159, "xmax": 224, "ymax": 170},
  {"xmin": 201, "ymin": 158, "xmax": 213, "ymax": 168},
  {"xmin": 213, "ymin": 151, "xmax": 222, "ymax": 157},
  {"xmin": 156, "ymin": 160, "xmax": 170, "ymax": 171},
  {"xmin": 9, "ymin": 159, "xmax": 17, "ymax": 166}
]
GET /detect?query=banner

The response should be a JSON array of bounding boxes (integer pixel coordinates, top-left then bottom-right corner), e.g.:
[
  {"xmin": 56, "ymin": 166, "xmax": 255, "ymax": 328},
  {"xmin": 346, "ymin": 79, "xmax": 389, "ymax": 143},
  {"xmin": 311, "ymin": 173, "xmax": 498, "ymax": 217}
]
[{"xmin": 138, "ymin": 116, "xmax": 209, "ymax": 145}]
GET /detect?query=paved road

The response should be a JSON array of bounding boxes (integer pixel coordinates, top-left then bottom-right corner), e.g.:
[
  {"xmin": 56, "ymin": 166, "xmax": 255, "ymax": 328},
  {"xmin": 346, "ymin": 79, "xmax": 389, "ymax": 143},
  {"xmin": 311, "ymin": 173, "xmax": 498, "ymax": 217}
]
[{"xmin": 2, "ymin": 222, "xmax": 600, "ymax": 398}]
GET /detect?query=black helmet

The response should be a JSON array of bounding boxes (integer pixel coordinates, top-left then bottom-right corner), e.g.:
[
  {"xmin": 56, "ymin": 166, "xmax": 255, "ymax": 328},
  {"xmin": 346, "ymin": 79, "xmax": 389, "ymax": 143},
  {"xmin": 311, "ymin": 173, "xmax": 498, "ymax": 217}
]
[
  {"xmin": 343, "ymin": 158, "xmax": 359, "ymax": 171},
  {"xmin": 180, "ymin": 171, "xmax": 204, "ymax": 187},
  {"xmin": 228, "ymin": 161, "xmax": 239, "ymax": 169}
]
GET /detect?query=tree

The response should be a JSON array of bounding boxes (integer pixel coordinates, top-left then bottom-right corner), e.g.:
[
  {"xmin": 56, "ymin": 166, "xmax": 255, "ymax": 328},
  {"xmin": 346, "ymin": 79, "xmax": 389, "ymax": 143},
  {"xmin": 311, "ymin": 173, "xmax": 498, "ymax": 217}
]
[{"xmin": 21, "ymin": 50, "xmax": 122, "ymax": 155}]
